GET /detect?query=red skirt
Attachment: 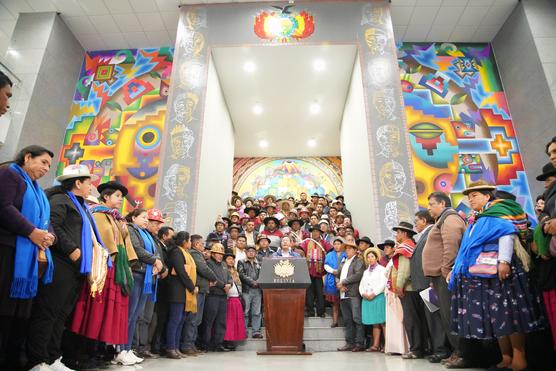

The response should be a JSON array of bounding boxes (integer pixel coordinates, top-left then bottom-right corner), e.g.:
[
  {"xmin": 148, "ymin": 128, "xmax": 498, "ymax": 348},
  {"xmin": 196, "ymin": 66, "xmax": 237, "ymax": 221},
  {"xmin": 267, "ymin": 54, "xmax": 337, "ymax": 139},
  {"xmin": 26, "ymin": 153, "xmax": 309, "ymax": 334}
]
[
  {"xmin": 224, "ymin": 297, "xmax": 246, "ymax": 341},
  {"xmin": 543, "ymin": 289, "xmax": 556, "ymax": 350},
  {"xmin": 69, "ymin": 267, "xmax": 128, "ymax": 344}
]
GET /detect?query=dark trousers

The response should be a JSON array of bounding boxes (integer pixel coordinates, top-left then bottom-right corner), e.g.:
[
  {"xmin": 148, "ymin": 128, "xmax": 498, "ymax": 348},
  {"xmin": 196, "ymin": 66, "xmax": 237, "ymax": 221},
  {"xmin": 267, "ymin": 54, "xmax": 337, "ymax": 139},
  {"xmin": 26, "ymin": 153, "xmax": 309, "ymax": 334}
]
[
  {"xmin": 340, "ymin": 297, "xmax": 365, "ymax": 347},
  {"xmin": 431, "ymin": 276, "xmax": 459, "ymax": 353},
  {"xmin": 135, "ymin": 298, "xmax": 155, "ymax": 351},
  {"xmin": 180, "ymin": 311, "xmax": 196, "ymax": 350},
  {"xmin": 306, "ymin": 277, "xmax": 325, "ymax": 315},
  {"xmin": 26, "ymin": 259, "xmax": 83, "ymax": 368},
  {"xmin": 165, "ymin": 302, "xmax": 185, "ymax": 350},
  {"xmin": 400, "ymin": 291, "xmax": 429, "ymax": 354},
  {"xmin": 201, "ymin": 295, "xmax": 227, "ymax": 349},
  {"xmin": 0, "ymin": 315, "xmax": 28, "ymax": 370},
  {"xmin": 424, "ymin": 303, "xmax": 450, "ymax": 355},
  {"xmin": 151, "ymin": 301, "xmax": 169, "ymax": 353}
]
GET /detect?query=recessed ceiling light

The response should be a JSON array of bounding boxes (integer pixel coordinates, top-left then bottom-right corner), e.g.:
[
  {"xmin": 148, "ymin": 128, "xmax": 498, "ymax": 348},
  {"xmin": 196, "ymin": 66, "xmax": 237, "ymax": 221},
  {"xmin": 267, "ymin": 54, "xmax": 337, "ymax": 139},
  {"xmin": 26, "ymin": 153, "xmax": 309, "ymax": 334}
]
[
  {"xmin": 243, "ymin": 61, "xmax": 256, "ymax": 73},
  {"xmin": 259, "ymin": 139, "xmax": 269, "ymax": 148},
  {"xmin": 313, "ymin": 59, "xmax": 326, "ymax": 71},
  {"xmin": 309, "ymin": 102, "xmax": 321, "ymax": 114},
  {"xmin": 252, "ymin": 103, "xmax": 263, "ymax": 115},
  {"xmin": 307, "ymin": 139, "xmax": 317, "ymax": 148}
]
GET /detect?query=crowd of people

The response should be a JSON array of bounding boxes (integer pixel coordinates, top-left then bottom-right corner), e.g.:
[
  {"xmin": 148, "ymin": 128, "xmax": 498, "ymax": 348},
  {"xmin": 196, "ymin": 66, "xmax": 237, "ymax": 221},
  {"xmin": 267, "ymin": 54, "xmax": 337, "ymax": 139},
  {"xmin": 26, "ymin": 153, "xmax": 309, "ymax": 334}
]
[{"xmin": 0, "ymin": 74, "xmax": 556, "ymax": 371}]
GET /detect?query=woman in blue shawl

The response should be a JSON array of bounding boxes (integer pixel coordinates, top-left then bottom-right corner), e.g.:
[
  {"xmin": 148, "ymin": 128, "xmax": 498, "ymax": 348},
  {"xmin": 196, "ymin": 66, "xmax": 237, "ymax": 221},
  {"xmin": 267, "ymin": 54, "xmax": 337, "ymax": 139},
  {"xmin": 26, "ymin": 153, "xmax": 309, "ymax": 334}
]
[
  {"xmin": 323, "ymin": 237, "xmax": 346, "ymax": 327},
  {"xmin": 0, "ymin": 145, "xmax": 55, "ymax": 371},
  {"xmin": 449, "ymin": 180, "xmax": 545, "ymax": 371}
]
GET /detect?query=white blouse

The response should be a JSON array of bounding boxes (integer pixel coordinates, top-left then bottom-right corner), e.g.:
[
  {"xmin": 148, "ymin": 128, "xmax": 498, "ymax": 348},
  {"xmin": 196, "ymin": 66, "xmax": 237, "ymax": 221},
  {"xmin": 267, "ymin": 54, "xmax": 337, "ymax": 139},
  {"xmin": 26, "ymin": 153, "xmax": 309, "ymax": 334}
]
[{"xmin": 359, "ymin": 264, "xmax": 387, "ymax": 297}]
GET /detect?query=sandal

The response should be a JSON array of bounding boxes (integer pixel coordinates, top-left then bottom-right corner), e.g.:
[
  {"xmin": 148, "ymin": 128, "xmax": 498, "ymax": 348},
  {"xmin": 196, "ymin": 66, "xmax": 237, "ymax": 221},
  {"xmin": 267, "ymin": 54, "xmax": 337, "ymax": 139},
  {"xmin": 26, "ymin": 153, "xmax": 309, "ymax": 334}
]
[{"xmin": 366, "ymin": 346, "xmax": 380, "ymax": 352}]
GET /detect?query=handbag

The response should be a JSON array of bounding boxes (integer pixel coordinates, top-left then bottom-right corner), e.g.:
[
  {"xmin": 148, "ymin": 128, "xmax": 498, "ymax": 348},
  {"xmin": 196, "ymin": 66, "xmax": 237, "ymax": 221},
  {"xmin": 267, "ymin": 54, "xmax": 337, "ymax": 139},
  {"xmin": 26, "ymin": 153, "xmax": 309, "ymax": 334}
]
[
  {"xmin": 468, "ymin": 251, "xmax": 498, "ymax": 277},
  {"xmin": 88, "ymin": 225, "xmax": 109, "ymax": 297}
]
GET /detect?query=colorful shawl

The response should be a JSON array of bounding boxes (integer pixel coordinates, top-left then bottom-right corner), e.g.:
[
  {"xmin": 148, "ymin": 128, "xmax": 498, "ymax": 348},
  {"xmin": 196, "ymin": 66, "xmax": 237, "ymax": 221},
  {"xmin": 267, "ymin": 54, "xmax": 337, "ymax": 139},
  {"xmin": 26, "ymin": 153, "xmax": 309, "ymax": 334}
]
[
  {"xmin": 391, "ymin": 239, "xmax": 415, "ymax": 270},
  {"xmin": 9, "ymin": 164, "xmax": 54, "ymax": 298},
  {"xmin": 306, "ymin": 238, "xmax": 326, "ymax": 275},
  {"xmin": 448, "ymin": 199, "xmax": 524, "ymax": 291},
  {"xmin": 324, "ymin": 250, "xmax": 346, "ymax": 295}
]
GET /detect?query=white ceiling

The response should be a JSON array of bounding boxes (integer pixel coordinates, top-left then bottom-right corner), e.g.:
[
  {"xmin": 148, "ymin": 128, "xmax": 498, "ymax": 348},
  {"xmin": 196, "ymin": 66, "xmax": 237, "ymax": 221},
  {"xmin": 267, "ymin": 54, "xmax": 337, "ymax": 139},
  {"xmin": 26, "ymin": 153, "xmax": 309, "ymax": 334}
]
[
  {"xmin": 212, "ymin": 45, "xmax": 357, "ymax": 157},
  {"xmin": 0, "ymin": 0, "xmax": 519, "ymax": 53}
]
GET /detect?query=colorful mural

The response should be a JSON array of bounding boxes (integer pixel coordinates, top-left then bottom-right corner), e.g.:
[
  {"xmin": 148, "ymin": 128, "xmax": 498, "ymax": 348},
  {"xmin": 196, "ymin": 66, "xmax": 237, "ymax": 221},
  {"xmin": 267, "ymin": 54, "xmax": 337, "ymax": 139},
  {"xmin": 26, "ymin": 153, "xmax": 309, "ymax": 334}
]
[
  {"xmin": 398, "ymin": 43, "xmax": 535, "ymax": 221},
  {"xmin": 57, "ymin": 48, "xmax": 174, "ymax": 212},
  {"xmin": 233, "ymin": 157, "xmax": 343, "ymax": 200},
  {"xmin": 254, "ymin": 5, "xmax": 315, "ymax": 42}
]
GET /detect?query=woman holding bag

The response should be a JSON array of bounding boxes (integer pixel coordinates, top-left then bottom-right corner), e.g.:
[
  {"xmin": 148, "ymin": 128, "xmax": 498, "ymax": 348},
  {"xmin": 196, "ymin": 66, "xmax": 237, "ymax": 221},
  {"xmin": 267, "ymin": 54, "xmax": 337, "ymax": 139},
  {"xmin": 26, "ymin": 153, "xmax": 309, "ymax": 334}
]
[
  {"xmin": 0, "ymin": 145, "xmax": 55, "ymax": 371},
  {"xmin": 26, "ymin": 164, "xmax": 107, "ymax": 371}
]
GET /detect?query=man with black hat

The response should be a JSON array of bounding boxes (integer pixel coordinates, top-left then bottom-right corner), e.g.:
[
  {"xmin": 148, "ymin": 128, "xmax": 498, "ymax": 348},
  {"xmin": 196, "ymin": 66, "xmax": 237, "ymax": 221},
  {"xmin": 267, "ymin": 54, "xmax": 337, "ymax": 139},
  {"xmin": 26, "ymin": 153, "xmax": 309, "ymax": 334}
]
[
  {"xmin": 310, "ymin": 193, "xmax": 319, "ymax": 210},
  {"xmin": 201, "ymin": 244, "xmax": 232, "ymax": 352},
  {"xmin": 237, "ymin": 246, "xmax": 262, "ymax": 339},
  {"xmin": 260, "ymin": 216, "xmax": 283, "ymax": 250},
  {"xmin": 391, "ymin": 222, "xmax": 427, "ymax": 360},
  {"xmin": 378, "ymin": 240, "xmax": 395, "ymax": 267},
  {"xmin": 288, "ymin": 217, "xmax": 308, "ymax": 244},
  {"xmin": 356, "ymin": 236, "xmax": 373, "ymax": 257},
  {"xmin": 226, "ymin": 224, "xmax": 242, "ymax": 251},
  {"xmin": 256, "ymin": 235, "xmax": 275, "ymax": 263},
  {"xmin": 212, "ymin": 218, "xmax": 229, "ymax": 246},
  {"xmin": 299, "ymin": 226, "xmax": 333, "ymax": 317}
]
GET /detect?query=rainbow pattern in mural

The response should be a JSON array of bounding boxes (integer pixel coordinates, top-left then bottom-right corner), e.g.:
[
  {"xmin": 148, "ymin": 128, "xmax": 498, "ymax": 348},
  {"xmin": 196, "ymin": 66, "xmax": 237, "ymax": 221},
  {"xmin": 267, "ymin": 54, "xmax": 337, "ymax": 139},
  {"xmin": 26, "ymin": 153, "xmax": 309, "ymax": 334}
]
[
  {"xmin": 254, "ymin": 5, "xmax": 314, "ymax": 43},
  {"xmin": 398, "ymin": 42, "xmax": 535, "ymax": 221},
  {"xmin": 233, "ymin": 157, "xmax": 342, "ymax": 199},
  {"xmin": 57, "ymin": 48, "xmax": 173, "ymax": 212}
]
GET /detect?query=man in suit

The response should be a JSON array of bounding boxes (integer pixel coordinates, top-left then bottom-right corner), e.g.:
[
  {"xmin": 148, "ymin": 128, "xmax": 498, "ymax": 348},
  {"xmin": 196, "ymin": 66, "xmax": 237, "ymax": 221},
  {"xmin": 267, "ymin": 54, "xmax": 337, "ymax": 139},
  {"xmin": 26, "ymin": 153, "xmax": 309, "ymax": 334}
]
[{"xmin": 336, "ymin": 243, "xmax": 365, "ymax": 352}]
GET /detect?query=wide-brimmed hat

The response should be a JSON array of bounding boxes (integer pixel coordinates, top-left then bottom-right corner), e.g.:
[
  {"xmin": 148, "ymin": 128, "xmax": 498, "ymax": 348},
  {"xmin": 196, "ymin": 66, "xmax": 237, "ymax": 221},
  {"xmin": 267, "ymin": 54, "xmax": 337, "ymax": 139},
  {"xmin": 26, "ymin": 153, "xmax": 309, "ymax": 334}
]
[
  {"xmin": 223, "ymin": 249, "xmax": 235, "ymax": 260},
  {"xmin": 311, "ymin": 193, "xmax": 319, "ymax": 198},
  {"xmin": 336, "ymin": 195, "xmax": 344, "ymax": 201},
  {"xmin": 332, "ymin": 236, "xmax": 345, "ymax": 245},
  {"xmin": 288, "ymin": 218, "xmax": 304, "ymax": 228},
  {"xmin": 263, "ymin": 216, "xmax": 280, "ymax": 226},
  {"xmin": 392, "ymin": 221, "xmax": 417, "ymax": 235},
  {"xmin": 377, "ymin": 239, "xmax": 396, "ymax": 249},
  {"xmin": 206, "ymin": 232, "xmax": 220, "ymax": 241},
  {"xmin": 244, "ymin": 207, "xmax": 260, "ymax": 216},
  {"xmin": 147, "ymin": 208, "xmax": 164, "ymax": 223},
  {"xmin": 228, "ymin": 224, "xmax": 242, "ymax": 232},
  {"xmin": 308, "ymin": 225, "xmax": 322, "ymax": 233},
  {"xmin": 278, "ymin": 199, "xmax": 294, "ymax": 210},
  {"xmin": 356, "ymin": 236, "xmax": 374, "ymax": 247},
  {"xmin": 264, "ymin": 195, "xmax": 276, "ymax": 203},
  {"xmin": 56, "ymin": 164, "xmax": 94, "ymax": 182},
  {"xmin": 97, "ymin": 180, "xmax": 128, "ymax": 197},
  {"xmin": 210, "ymin": 243, "xmax": 225, "ymax": 255},
  {"xmin": 462, "ymin": 180, "xmax": 496, "ymax": 196},
  {"xmin": 343, "ymin": 242, "xmax": 358, "ymax": 251},
  {"xmin": 230, "ymin": 212, "xmax": 241, "ymax": 219},
  {"xmin": 537, "ymin": 163, "xmax": 556, "ymax": 181},
  {"xmin": 256, "ymin": 234, "xmax": 271, "ymax": 244},
  {"xmin": 298, "ymin": 207, "xmax": 310, "ymax": 215},
  {"xmin": 363, "ymin": 247, "xmax": 382, "ymax": 263}
]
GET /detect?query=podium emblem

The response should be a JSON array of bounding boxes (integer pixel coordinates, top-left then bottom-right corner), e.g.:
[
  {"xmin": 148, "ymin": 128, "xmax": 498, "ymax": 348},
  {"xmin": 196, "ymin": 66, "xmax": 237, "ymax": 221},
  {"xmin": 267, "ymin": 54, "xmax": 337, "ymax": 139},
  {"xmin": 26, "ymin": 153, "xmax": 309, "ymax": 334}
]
[{"xmin": 274, "ymin": 259, "xmax": 295, "ymax": 278}]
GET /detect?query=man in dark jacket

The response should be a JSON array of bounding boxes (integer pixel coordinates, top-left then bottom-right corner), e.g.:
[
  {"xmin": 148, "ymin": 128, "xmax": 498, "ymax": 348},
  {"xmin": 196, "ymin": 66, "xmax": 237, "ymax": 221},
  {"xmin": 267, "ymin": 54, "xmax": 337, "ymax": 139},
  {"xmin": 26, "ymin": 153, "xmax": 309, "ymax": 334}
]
[
  {"xmin": 181, "ymin": 234, "xmax": 218, "ymax": 354},
  {"xmin": 238, "ymin": 246, "xmax": 262, "ymax": 338},
  {"xmin": 336, "ymin": 243, "xmax": 365, "ymax": 352},
  {"xmin": 200, "ymin": 243, "xmax": 231, "ymax": 352},
  {"xmin": 256, "ymin": 235, "xmax": 275, "ymax": 262}
]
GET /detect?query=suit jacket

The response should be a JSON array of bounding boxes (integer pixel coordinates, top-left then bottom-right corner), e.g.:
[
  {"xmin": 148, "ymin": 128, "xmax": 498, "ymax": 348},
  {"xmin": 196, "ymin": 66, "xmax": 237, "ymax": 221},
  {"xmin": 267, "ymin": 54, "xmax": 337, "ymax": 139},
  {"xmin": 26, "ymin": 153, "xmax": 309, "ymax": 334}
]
[
  {"xmin": 411, "ymin": 225, "xmax": 433, "ymax": 291},
  {"xmin": 337, "ymin": 256, "xmax": 365, "ymax": 297}
]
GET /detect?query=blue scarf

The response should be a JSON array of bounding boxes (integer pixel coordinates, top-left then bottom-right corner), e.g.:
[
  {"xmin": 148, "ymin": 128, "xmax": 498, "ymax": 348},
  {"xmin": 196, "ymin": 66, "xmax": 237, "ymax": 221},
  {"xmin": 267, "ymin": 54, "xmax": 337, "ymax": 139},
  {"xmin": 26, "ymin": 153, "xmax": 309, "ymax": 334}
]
[
  {"xmin": 66, "ymin": 191, "xmax": 111, "ymax": 274},
  {"xmin": 324, "ymin": 250, "xmax": 346, "ymax": 295},
  {"xmin": 448, "ymin": 215, "xmax": 516, "ymax": 291},
  {"xmin": 9, "ymin": 164, "xmax": 54, "ymax": 298},
  {"xmin": 135, "ymin": 226, "xmax": 158, "ymax": 302}
]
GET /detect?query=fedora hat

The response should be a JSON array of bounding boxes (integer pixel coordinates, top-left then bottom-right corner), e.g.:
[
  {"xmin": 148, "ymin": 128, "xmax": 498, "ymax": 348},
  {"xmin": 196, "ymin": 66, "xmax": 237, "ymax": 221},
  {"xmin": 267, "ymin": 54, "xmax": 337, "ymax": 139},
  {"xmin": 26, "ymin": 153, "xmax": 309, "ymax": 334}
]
[
  {"xmin": 278, "ymin": 199, "xmax": 294, "ymax": 210},
  {"xmin": 536, "ymin": 162, "xmax": 556, "ymax": 181},
  {"xmin": 462, "ymin": 180, "xmax": 496, "ymax": 196},
  {"xmin": 363, "ymin": 247, "xmax": 382, "ymax": 263},
  {"xmin": 356, "ymin": 236, "xmax": 374, "ymax": 247},
  {"xmin": 206, "ymin": 232, "xmax": 220, "ymax": 241},
  {"xmin": 392, "ymin": 221, "xmax": 417, "ymax": 235},
  {"xmin": 56, "ymin": 164, "xmax": 94, "ymax": 182},
  {"xmin": 209, "ymin": 243, "xmax": 225, "ymax": 255},
  {"xmin": 228, "ymin": 224, "xmax": 242, "ymax": 232},
  {"xmin": 97, "ymin": 180, "xmax": 128, "ymax": 197},
  {"xmin": 332, "ymin": 236, "xmax": 345, "ymax": 245},
  {"xmin": 223, "ymin": 249, "xmax": 235, "ymax": 260},
  {"xmin": 288, "ymin": 218, "xmax": 304, "ymax": 228},
  {"xmin": 343, "ymin": 242, "xmax": 358, "ymax": 251},
  {"xmin": 377, "ymin": 239, "xmax": 396, "ymax": 249},
  {"xmin": 308, "ymin": 225, "xmax": 322, "ymax": 233},
  {"xmin": 256, "ymin": 234, "xmax": 271, "ymax": 244}
]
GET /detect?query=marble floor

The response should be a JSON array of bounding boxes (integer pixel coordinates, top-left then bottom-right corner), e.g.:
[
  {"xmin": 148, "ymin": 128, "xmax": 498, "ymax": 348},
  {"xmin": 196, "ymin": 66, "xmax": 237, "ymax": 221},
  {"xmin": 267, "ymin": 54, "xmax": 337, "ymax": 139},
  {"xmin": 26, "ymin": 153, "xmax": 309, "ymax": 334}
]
[{"xmin": 110, "ymin": 351, "xmax": 484, "ymax": 371}]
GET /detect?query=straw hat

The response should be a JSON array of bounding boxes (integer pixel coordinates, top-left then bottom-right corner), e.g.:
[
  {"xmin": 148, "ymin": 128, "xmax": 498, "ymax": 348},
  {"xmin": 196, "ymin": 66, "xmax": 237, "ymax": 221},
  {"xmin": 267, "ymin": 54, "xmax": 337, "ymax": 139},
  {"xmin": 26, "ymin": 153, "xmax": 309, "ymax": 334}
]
[{"xmin": 363, "ymin": 247, "xmax": 383, "ymax": 263}]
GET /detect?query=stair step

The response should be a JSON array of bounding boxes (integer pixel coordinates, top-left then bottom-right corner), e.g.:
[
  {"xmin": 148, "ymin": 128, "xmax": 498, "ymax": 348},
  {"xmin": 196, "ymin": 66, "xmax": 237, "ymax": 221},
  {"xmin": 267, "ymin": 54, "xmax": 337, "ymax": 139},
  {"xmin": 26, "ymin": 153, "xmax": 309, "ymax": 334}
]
[
  {"xmin": 304, "ymin": 316, "xmax": 343, "ymax": 327},
  {"xmin": 237, "ymin": 337, "xmax": 346, "ymax": 352}
]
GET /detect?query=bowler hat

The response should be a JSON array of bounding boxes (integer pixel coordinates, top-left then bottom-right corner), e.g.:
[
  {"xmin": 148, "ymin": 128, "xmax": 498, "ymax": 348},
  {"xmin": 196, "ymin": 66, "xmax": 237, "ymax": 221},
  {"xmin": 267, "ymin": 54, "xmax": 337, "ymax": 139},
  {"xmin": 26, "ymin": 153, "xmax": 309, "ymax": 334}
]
[
  {"xmin": 536, "ymin": 163, "xmax": 556, "ymax": 181},
  {"xmin": 97, "ymin": 180, "xmax": 128, "ymax": 197},
  {"xmin": 377, "ymin": 239, "xmax": 395, "ymax": 249},
  {"xmin": 356, "ymin": 236, "xmax": 374, "ymax": 247}
]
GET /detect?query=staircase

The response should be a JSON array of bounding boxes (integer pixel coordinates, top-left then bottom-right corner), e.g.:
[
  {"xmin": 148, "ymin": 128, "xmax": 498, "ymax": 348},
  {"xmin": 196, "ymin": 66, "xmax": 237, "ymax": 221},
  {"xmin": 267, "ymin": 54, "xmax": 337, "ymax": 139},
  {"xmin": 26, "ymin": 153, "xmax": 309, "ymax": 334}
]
[{"xmin": 237, "ymin": 316, "xmax": 345, "ymax": 352}]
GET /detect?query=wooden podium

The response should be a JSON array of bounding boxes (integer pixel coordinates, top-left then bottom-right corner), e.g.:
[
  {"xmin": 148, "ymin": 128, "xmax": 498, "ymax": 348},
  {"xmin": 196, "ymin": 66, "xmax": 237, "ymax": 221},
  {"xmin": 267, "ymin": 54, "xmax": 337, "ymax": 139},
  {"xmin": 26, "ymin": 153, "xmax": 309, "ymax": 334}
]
[{"xmin": 257, "ymin": 258, "xmax": 311, "ymax": 355}]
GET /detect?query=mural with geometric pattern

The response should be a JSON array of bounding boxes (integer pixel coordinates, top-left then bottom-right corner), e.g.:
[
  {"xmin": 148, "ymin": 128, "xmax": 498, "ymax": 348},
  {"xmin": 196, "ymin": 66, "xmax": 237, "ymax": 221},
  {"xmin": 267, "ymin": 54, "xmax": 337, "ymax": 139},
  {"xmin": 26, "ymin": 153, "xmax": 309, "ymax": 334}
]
[
  {"xmin": 57, "ymin": 48, "xmax": 173, "ymax": 212},
  {"xmin": 398, "ymin": 42, "xmax": 535, "ymax": 221}
]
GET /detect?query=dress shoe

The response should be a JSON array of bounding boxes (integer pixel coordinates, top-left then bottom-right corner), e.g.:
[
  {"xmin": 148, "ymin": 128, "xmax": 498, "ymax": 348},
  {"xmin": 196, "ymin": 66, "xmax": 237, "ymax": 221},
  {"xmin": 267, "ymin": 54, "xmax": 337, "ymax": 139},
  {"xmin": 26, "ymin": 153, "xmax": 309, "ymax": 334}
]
[
  {"xmin": 214, "ymin": 346, "xmax": 231, "ymax": 352},
  {"xmin": 165, "ymin": 350, "xmax": 181, "ymax": 359},
  {"xmin": 139, "ymin": 350, "xmax": 159, "ymax": 359},
  {"xmin": 180, "ymin": 348, "xmax": 199, "ymax": 356},
  {"xmin": 351, "ymin": 346, "xmax": 365, "ymax": 352},
  {"xmin": 445, "ymin": 356, "xmax": 471, "ymax": 369},
  {"xmin": 441, "ymin": 352, "xmax": 458, "ymax": 365},
  {"xmin": 337, "ymin": 344, "xmax": 354, "ymax": 351},
  {"xmin": 176, "ymin": 350, "xmax": 187, "ymax": 358},
  {"xmin": 252, "ymin": 333, "xmax": 263, "ymax": 339},
  {"xmin": 402, "ymin": 351, "xmax": 423, "ymax": 359},
  {"xmin": 427, "ymin": 353, "xmax": 450, "ymax": 363}
]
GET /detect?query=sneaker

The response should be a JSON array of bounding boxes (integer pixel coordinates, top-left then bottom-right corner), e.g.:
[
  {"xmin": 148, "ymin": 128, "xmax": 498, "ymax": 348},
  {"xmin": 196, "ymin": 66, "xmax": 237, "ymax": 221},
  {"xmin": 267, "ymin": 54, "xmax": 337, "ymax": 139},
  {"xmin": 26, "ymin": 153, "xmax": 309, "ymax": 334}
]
[
  {"xmin": 49, "ymin": 358, "xmax": 75, "ymax": 371},
  {"xmin": 29, "ymin": 363, "xmax": 53, "ymax": 371},
  {"xmin": 127, "ymin": 350, "xmax": 144, "ymax": 364},
  {"xmin": 111, "ymin": 351, "xmax": 135, "ymax": 366}
]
